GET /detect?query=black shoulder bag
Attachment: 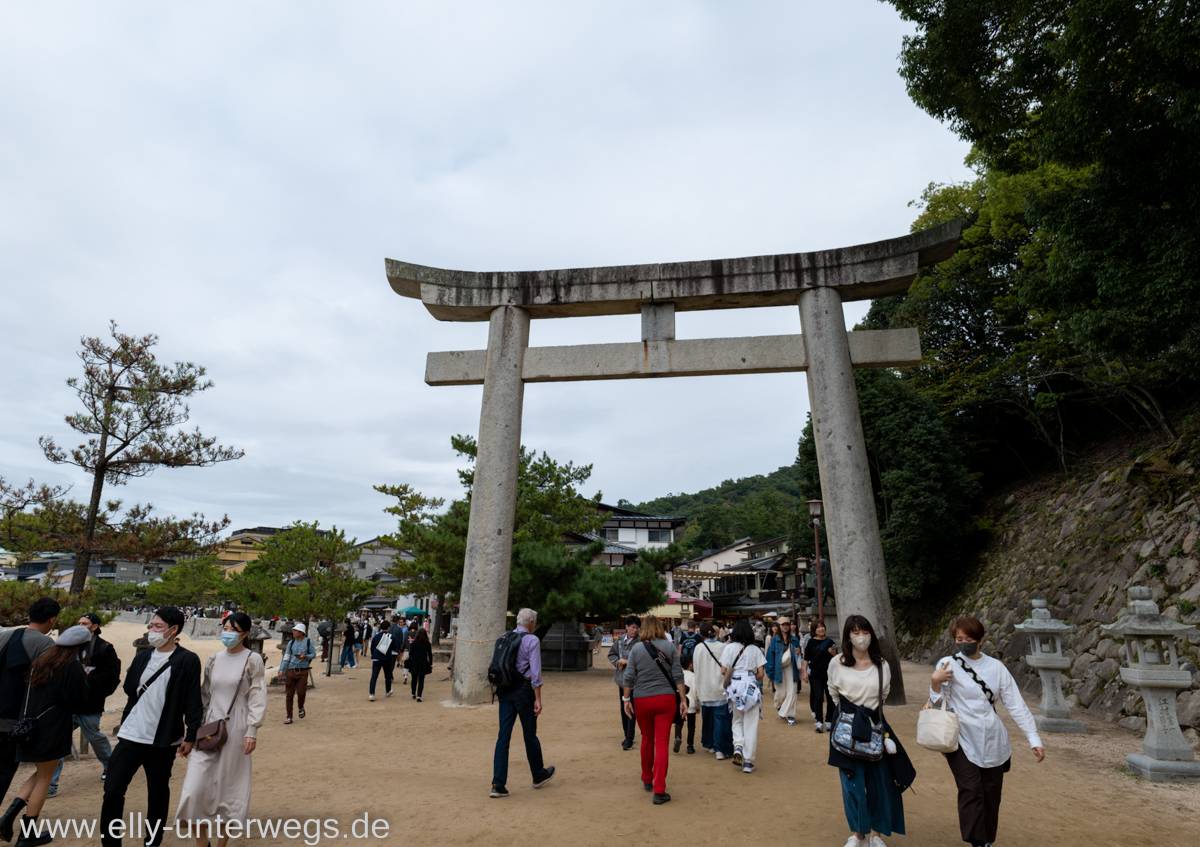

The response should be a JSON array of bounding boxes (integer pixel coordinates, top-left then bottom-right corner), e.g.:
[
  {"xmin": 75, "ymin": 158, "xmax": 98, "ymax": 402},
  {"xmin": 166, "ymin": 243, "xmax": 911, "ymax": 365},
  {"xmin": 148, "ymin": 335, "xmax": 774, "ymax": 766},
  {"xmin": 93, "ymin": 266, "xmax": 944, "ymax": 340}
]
[
  {"xmin": 9, "ymin": 685, "xmax": 54, "ymax": 745},
  {"xmin": 954, "ymin": 656, "xmax": 996, "ymax": 711},
  {"xmin": 642, "ymin": 641, "xmax": 681, "ymax": 712}
]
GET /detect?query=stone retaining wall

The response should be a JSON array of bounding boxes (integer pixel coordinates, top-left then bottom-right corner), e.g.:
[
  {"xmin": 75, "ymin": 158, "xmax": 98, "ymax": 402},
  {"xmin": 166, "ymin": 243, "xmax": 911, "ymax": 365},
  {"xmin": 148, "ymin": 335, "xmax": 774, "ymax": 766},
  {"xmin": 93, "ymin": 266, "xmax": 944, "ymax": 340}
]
[{"xmin": 898, "ymin": 432, "xmax": 1200, "ymax": 751}]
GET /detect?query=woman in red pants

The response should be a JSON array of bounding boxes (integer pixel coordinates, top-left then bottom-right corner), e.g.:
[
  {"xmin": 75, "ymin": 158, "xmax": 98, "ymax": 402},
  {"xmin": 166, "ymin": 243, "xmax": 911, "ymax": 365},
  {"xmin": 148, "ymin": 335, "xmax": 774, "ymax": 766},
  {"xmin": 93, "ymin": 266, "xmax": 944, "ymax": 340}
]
[{"xmin": 622, "ymin": 615, "xmax": 686, "ymax": 805}]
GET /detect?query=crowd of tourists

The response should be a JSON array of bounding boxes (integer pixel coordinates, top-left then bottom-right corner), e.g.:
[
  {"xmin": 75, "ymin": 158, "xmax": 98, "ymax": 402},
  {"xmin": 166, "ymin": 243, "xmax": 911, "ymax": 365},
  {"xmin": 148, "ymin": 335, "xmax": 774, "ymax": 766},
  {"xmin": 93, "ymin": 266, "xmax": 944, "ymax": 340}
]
[
  {"xmin": 0, "ymin": 595, "xmax": 1044, "ymax": 847},
  {"xmin": 592, "ymin": 609, "xmax": 1043, "ymax": 847}
]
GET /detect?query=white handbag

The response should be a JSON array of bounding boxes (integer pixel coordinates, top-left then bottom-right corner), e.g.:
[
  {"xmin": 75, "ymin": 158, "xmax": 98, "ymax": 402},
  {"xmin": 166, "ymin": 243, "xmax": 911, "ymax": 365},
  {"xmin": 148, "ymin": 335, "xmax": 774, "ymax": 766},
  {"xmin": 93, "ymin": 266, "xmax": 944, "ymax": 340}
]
[{"xmin": 916, "ymin": 696, "xmax": 960, "ymax": 753}]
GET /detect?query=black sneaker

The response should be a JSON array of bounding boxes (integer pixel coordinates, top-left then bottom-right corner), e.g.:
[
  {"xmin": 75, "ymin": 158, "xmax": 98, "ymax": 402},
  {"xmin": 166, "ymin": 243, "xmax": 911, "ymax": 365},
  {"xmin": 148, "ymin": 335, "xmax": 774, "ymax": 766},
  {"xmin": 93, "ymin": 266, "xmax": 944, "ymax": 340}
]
[
  {"xmin": 621, "ymin": 738, "xmax": 633, "ymax": 750},
  {"xmin": 532, "ymin": 766, "xmax": 556, "ymax": 789},
  {"xmin": 642, "ymin": 781, "xmax": 653, "ymax": 792},
  {"xmin": 673, "ymin": 737, "xmax": 681, "ymax": 753},
  {"xmin": 489, "ymin": 785, "xmax": 508, "ymax": 798},
  {"xmin": 652, "ymin": 792, "xmax": 671, "ymax": 805},
  {"xmin": 686, "ymin": 745, "xmax": 695, "ymax": 754}
]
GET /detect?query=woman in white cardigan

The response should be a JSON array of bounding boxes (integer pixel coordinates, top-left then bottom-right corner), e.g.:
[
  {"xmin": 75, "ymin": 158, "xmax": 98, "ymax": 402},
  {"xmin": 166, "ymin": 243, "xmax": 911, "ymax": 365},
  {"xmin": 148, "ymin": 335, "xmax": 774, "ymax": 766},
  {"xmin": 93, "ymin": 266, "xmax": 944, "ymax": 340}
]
[{"xmin": 930, "ymin": 616, "xmax": 1044, "ymax": 847}]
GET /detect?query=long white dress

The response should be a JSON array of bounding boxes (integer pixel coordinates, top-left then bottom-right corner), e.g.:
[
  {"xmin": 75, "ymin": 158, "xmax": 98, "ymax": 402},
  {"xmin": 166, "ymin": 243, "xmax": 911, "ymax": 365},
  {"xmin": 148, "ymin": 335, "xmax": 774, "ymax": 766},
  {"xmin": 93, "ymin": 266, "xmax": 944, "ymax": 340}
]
[{"xmin": 174, "ymin": 649, "xmax": 268, "ymax": 834}]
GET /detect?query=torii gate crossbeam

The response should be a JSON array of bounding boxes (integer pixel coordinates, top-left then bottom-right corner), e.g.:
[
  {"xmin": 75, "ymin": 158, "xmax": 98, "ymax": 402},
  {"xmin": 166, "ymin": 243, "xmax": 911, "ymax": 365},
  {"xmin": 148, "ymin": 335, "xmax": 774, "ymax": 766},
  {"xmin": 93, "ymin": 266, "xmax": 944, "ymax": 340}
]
[{"xmin": 387, "ymin": 219, "xmax": 962, "ymax": 705}]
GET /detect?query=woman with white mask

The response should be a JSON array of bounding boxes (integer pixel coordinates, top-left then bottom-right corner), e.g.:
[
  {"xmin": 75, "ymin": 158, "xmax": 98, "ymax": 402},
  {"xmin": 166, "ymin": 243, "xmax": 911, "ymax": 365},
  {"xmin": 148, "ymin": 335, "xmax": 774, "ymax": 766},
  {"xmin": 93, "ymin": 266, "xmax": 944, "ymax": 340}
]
[
  {"xmin": 174, "ymin": 612, "xmax": 267, "ymax": 847},
  {"xmin": 827, "ymin": 615, "xmax": 905, "ymax": 847}
]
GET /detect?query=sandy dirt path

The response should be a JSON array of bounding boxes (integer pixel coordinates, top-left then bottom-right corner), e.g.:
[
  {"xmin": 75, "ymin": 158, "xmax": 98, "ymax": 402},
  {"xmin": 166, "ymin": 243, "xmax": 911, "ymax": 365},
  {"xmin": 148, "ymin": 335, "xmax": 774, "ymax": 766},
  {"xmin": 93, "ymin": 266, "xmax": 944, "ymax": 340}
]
[{"xmin": 13, "ymin": 622, "xmax": 1199, "ymax": 846}]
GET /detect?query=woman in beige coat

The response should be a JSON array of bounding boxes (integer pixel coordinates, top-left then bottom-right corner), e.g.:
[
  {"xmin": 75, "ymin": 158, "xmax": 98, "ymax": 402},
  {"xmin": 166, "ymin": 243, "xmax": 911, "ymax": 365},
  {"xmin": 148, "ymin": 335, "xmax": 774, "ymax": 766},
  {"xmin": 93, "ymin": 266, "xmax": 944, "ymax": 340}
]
[{"xmin": 175, "ymin": 612, "xmax": 267, "ymax": 847}]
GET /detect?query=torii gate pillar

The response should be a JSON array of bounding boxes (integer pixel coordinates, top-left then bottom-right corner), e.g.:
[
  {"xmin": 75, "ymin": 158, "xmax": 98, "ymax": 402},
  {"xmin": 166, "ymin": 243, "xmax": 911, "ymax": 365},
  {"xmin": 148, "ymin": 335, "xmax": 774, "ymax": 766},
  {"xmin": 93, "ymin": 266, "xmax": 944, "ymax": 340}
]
[
  {"xmin": 453, "ymin": 305, "xmax": 529, "ymax": 704},
  {"xmin": 799, "ymin": 285, "xmax": 901, "ymax": 689},
  {"xmin": 388, "ymin": 219, "xmax": 962, "ymax": 705}
]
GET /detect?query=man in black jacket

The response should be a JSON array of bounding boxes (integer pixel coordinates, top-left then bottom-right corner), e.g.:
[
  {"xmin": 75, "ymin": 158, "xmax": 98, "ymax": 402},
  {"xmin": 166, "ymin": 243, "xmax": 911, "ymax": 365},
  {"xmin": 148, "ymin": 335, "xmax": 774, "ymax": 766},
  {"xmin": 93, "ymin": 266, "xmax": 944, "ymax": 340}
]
[
  {"xmin": 100, "ymin": 606, "xmax": 203, "ymax": 847},
  {"xmin": 48, "ymin": 613, "xmax": 122, "ymax": 795}
]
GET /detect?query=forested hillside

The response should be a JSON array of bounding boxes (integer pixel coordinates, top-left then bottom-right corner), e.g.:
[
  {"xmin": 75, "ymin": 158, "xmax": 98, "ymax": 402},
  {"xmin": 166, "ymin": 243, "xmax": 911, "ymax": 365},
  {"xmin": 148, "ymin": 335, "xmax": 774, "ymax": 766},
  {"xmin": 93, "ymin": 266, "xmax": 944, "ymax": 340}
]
[{"xmin": 634, "ymin": 464, "xmax": 806, "ymax": 558}]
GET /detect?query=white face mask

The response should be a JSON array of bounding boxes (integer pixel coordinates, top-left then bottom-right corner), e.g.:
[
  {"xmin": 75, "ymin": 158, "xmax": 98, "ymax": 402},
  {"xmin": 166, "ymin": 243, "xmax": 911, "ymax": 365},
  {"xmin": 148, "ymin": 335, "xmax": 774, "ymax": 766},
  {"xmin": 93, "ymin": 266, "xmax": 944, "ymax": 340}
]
[
  {"xmin": 147, "ymin": 630, "xmax": 171, "ymax": 647},
  {"xmin": 850, "ymin": 634, "xmax": 872, "ymax": 651}
]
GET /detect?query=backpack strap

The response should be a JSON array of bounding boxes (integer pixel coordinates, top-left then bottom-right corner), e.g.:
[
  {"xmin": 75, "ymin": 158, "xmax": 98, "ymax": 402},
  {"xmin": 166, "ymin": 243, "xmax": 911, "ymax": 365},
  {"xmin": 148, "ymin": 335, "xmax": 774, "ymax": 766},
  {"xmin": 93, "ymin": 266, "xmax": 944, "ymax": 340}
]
[{"xmin": 953, "ymin": 655, "xmax": 996, "ymax": 711}]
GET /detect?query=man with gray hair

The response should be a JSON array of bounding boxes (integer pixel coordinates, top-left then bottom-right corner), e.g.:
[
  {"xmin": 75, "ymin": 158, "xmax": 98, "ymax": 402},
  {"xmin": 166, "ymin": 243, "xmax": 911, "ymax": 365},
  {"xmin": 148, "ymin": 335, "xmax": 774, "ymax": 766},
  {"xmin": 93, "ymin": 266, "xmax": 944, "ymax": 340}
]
[{"xmin": 490, "ymin": 608, "xmax": 555, "ymax": 798}]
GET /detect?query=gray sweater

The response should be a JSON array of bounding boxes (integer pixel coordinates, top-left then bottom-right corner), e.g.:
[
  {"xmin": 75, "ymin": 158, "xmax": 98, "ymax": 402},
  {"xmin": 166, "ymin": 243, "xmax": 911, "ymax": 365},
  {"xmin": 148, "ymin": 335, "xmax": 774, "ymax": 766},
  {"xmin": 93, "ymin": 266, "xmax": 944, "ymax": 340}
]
[{"xmin": 623, "ymin": 638, "xmax": 685, "ymax": 699}]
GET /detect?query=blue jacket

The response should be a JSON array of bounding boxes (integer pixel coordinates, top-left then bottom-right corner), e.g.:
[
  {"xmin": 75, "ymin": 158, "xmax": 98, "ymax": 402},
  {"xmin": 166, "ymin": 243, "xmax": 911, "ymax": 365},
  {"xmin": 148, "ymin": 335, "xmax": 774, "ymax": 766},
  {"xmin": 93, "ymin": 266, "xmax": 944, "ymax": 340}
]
[{"xmin": 765, "ymin": 635, "xmax": 801, "ymax": 684}]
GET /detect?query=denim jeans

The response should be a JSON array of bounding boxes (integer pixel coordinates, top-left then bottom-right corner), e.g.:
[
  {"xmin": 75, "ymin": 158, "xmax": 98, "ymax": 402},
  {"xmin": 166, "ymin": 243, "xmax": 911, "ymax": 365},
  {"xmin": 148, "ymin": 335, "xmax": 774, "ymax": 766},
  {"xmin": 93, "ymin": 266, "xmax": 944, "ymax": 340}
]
[
  {"xmin": 492, "ymin": 685, "xmax": 549, "ymax": 788},
  {"xmin": 339, "ymin": 643, "xmax": 358, "ymax": 667},
  {"xmin": 51, "ymin": 713, "xmax": 113, "ymax": 790},
  {"xmin": 710, "ymin": 702, "xmax": 734, "ymax": 756}
]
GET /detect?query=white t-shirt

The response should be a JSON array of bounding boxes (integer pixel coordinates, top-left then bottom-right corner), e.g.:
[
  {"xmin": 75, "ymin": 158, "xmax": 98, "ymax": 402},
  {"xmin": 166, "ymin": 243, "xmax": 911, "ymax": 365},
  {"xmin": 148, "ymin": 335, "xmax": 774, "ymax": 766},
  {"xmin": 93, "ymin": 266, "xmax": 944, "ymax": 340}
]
[
  {"xmin": 719, "ymin": 642, "xmax": 766, "ymax": 674},
  {"xmin": 118, "ymin": 649, "xmax": 174, "ymax": 745}
]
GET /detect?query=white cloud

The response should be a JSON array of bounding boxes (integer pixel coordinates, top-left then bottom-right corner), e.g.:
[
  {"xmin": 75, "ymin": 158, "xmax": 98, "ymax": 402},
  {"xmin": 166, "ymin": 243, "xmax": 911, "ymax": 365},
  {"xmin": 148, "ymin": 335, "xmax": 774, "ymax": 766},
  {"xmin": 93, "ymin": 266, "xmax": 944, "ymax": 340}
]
[{"xmin": 0, "ymin": 0, "xmax": 971, "ymax": 540}]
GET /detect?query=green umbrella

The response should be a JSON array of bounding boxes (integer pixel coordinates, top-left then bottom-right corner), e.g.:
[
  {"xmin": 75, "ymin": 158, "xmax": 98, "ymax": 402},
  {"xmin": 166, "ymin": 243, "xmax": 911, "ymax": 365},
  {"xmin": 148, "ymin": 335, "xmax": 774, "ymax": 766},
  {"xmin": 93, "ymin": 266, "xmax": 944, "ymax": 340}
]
[{"xmin": 398, "ymin": 606, "xmax": 424, "ymax": 615}]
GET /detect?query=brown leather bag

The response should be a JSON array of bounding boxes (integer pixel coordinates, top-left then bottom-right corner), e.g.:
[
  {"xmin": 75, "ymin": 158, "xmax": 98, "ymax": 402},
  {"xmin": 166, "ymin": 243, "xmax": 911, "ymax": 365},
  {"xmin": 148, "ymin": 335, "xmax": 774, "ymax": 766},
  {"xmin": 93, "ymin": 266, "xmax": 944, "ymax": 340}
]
[{"xmin": 195, "ymin": 652, "xmax": 250, "ymax": 752}]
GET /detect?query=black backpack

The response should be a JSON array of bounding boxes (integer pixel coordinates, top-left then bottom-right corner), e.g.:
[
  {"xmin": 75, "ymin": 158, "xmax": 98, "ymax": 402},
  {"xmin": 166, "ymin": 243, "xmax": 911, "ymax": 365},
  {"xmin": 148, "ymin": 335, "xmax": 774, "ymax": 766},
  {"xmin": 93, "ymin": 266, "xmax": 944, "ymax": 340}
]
[
  {"xmin": 487, "ymin": 629, "xmax": 528, "ymax": 693},
  {"xmin": 679, "ymin": 632, "xmax": 700, "ymax": 669}
]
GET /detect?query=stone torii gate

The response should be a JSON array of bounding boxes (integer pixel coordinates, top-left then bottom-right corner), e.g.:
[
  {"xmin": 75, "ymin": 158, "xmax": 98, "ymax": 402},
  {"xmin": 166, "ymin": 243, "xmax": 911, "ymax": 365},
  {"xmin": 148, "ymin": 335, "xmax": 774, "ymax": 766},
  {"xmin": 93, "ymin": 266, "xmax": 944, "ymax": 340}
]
[{"xmin": 387, "ymin": 219, "xmax": 961, "ymax": 705}]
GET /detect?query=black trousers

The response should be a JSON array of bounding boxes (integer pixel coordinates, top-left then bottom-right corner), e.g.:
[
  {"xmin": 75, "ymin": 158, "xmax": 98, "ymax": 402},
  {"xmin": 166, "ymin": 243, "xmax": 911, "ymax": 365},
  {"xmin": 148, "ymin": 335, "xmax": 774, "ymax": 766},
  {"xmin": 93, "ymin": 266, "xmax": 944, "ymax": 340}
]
[
  {"xmin": 100, "ymin": 740, "xmax": 177, "ymax": 847},
  {"xmin": 370, "ymin": 659, "xmax": 394, "ymax": 696},
  {"xmin": 618, "ymin": 687, "xmax": 635, "ymax": 741},
  {"xmin": 673, "ymin": 711, "xmax": 696, "ymax": 745},
  {"xmin": 809, "ymin": 675, "xmax": 836, "ymax": 724},
  {"xmin": 410, "ymin": 673, "xmax": 426, "ymax": 698},
  {"xmin": 0, "ymin": 732, "xmax": 18, "ymax": 801},
  {"xmin": 945, "ymin": 746, "xmax": 1008, "ymax": 846}
]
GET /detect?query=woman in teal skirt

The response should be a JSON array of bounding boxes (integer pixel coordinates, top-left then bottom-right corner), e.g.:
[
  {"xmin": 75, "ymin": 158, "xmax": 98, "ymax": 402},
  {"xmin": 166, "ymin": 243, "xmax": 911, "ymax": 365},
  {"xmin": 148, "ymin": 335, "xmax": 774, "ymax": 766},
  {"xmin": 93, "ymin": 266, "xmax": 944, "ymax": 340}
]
[{"xmin": 826, "ymin": 615, "xmax": 904, "ymax": 847}]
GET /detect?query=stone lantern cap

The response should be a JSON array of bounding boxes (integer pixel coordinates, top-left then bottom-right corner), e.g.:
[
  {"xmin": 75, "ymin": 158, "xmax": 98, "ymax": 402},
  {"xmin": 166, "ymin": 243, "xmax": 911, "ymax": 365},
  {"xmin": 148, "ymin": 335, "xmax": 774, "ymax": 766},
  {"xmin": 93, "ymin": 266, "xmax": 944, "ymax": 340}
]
[
  {"xmin": 1101, "ymin": 586, "xmax": 1198, "ymax": 639},
  {"xmin": 1014, "ymin": 599, "xmax": 1075, "ymax": 635},
  {"xmin": 1015, "ymin": 600, "xmax": 1074, "ymax": 670}
]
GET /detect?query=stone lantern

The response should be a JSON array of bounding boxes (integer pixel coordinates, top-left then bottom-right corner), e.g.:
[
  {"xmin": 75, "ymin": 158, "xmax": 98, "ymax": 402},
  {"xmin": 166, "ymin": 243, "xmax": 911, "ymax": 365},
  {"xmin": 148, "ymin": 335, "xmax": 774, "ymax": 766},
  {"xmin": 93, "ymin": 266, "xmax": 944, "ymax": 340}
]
[
  {"xmin": 245, "ymin": 622, "xmax": 270, "ymax": 658},
  {"xmin": 1014, "ymin": 599, "xmax": 1086, "ymax": 734},
  {"xmin": 1101, "ymin": 586, "xmax": 1200, "ymax": 782}
]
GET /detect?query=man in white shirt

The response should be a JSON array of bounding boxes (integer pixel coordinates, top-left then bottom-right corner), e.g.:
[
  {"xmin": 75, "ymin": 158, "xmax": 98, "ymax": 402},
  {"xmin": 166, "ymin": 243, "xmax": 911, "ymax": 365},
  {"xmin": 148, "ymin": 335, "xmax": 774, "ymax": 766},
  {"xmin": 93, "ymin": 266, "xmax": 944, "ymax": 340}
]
[{"xmin": 100, "ymin": 607, "xmax": 203, "ymax": 847}]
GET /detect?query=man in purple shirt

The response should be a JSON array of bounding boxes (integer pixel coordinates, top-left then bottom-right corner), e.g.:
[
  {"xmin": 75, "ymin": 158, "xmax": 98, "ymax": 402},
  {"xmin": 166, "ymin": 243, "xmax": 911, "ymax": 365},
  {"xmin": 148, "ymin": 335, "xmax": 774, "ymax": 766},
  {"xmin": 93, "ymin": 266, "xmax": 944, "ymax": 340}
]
[{"xmin": 490, "ymin": 608, "xmax": 555, "ymax": 798}]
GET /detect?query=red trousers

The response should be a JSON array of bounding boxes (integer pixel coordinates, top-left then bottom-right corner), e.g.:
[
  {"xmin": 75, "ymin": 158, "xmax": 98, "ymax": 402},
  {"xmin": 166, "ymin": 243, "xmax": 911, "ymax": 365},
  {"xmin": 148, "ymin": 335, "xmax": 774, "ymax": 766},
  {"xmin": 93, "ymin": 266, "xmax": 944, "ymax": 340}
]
[{"xmin": 634, "ymin": 694, "xmax": 676, "ymax": 794}]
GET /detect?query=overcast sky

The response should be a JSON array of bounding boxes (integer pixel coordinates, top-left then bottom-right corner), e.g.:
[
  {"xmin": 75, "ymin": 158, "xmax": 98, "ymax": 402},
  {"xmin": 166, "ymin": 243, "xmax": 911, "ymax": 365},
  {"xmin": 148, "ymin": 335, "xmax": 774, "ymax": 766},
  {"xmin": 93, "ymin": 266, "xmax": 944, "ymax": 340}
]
[{"xmin": 0, "ymin": 1, "xmax": 971, "ymax": 543}]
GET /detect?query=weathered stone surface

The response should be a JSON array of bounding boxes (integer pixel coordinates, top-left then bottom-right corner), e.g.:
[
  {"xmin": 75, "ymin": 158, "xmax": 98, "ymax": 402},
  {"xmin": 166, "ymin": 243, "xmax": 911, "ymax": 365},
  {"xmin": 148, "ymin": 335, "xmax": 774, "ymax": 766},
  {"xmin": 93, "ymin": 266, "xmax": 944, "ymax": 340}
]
[
  {"xmin": 800, "ymin": 284, "xmax": 905, "ymax": 704},
  {"xmin": 1072, "ymin": 652, "xmax": 1099, "ymax": 677},
  {"xmin": 1179, "ymin": 690, "xmax": 1200, "ymax": 729},
  {"xmin": 423, "ymin": 329, "xmax": 922, "ymax": 386},
  {"xmin": 451, "ymin": 305, "xmax": 530, "ymax": 705},
  {"xmin": 1119, "ymin": 716, "xmax": 1148, "ymax": 733},
  {"xmin": 387, "ymin": 220, "xmax": 963, "ymax": 321}
]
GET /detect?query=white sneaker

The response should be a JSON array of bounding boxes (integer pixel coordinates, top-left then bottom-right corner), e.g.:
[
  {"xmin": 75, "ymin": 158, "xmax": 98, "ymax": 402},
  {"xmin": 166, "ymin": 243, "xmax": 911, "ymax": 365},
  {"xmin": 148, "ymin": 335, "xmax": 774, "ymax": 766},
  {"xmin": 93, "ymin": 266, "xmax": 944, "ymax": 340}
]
[
  {"xmin": 715, "ymin": 752, "xmax": 727, "ymax": 760},
  {"xmin": 843, "ymin": 837, "xmax": 864, "ymax": 847},
  {"xmin": 732, "ymin": 746, "xmax": 744, "ymax": 765},
  {"xmin": 869, "ymin": 837, "xmax": 887, "ymax": 847},
  {"xmin": 368, "ymin": 694, "xmax": 375, "ymax": 701},
  {"xmin": 825, "ymin": 722, "xmax": 833, "ymax": 731}
]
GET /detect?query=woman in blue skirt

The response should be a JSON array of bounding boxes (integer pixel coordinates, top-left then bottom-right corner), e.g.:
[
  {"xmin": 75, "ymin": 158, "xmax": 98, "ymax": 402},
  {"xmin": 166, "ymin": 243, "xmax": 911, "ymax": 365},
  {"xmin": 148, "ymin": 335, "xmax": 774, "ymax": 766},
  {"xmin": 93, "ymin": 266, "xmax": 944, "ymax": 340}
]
[{"xmin": 827, "ymin": 615, "xmax": 904, "ymax": 847}]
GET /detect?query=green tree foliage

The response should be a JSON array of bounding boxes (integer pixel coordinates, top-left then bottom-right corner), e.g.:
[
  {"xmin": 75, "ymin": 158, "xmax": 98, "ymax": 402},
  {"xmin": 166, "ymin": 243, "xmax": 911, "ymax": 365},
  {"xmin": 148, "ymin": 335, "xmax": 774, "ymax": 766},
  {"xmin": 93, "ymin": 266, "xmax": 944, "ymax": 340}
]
[
  {"xmin": 378, "ymin": 437, "xmax": 633, "ymax": 633},
  {"xmin": 0, "ymin": 580, "xmax": 105, "ymax": 629},
  {"xmin": 508, "ymin": 540, "xmax": 667, "ymax": 624},
  {"xmin": 866, "ymin": 159, "xmax": 1184, "ymax": 479},
  {"xmin": 38, "ymin": 322, "xmax": 242, "ymax": 592},
  {"xmin": 144, "ymin": 554, "xmax": 224, "ymax": 609},
  {"xmin": 89, "ymin": 578, "xmax": 146, "ymax": 610},
  {"xmin": 640, "ymin": 465, "xmax": 805, "ymax": 556},
  {"xmin": 797, "ymin": 369, "xmax": 980, "ymax": 603},
  {"xmin": 885, "ymin": 0, "xmax": 1200, "ymax": 364},
  {"xmin": 224, "ymin": 522, "xmax": 372, "ymax": 624}
]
